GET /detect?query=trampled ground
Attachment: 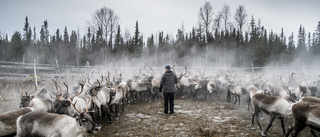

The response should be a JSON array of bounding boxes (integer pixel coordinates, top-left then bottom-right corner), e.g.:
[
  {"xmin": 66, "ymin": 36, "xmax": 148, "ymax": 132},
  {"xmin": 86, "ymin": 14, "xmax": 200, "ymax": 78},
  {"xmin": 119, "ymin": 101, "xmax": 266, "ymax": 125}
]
[{"xmin": 87, "ymin": 95, "xmax": 318, "ymax": 137}]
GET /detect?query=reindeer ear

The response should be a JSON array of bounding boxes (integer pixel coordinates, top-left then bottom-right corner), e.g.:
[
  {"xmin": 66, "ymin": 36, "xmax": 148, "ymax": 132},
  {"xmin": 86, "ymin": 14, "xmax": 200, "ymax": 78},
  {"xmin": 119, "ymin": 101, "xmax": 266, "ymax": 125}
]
[{"xmin": 74, "ymin": 113, "xmax": 81, "ymax": 119}]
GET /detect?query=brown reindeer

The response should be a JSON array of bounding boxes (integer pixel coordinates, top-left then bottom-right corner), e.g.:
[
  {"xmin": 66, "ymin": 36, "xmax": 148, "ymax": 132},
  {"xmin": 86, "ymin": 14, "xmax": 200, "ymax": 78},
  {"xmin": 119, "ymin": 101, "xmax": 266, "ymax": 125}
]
[
  {"xmin": 251, "ymin": 93, "xmax": 294, "ymax": 136},
  {"xmin": 285, "ymin": 96, "xmax": 320, "ymax": 137}
]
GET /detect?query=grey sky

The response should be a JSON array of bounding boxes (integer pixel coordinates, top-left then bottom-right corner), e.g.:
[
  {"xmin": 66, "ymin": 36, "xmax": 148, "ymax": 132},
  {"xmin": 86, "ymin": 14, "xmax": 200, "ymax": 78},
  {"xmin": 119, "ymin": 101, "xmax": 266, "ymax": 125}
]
[{"xmin": 0, "ymin": 0, "xmax": 319, "ymax": 42}]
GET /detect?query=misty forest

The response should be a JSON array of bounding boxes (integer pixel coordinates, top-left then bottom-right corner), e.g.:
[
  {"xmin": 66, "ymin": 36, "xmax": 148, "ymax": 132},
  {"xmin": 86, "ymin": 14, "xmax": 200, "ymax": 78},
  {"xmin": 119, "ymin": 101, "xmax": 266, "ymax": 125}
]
[{"xmin": 1, "ymin": 3, "xmax": 320, "ymax": 67}]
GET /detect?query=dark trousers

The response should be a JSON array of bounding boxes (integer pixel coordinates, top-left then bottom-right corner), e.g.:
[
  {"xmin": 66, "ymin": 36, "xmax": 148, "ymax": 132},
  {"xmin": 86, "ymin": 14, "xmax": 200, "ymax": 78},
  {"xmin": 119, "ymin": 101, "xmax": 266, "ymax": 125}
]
[{"xmin": 164, "ymin": 93, "xmax": 174, "ymax": 113}]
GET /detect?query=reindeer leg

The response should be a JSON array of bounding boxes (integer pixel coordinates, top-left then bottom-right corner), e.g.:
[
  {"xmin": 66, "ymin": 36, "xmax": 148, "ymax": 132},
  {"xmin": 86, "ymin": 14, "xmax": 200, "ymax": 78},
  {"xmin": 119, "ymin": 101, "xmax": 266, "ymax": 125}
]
[
  {"xmin": 99, "ymin": 106, "xmax": 102, "ymax": 125},
  {"xmin": 233, "ymin": 95, "xmax": 238, "ymax": 104},
  {"xmin": 227, "ymin": 91, "xmax": 230, "ymax": 103},
  {"xmin": 251, "ymin": 112, "xmax": 256, "ymax": 129},
  {"xmin": 205, "ymin": 91, "xmax": 208, "ymax": 100},
  {"xmin": 255, "ymin": 114, "xmax": 264, "ymax": 136},
  {"xmin": 262, "ymin": 115, "xmax": 276, "ymax": 136},
  {"xmin": 310, "ymin": 129, "xmax": 317, "ymax": 137},
  {"xmin": 238, "ymin": 96, "xmax": 241, "ymax": 105},
  {"xmin": 115, "ymin": 104, "xmax": 119, "ymax": 120},
  {"xmin": 193, "ymin": 89, "xmax": 198, "ymax": 99},
  {"xmin": 285, "ymin": 125, "xmax": 294, "ymax": 137},
  {"xmin": 279, "ymin": 117, "xmax": 286, "ymax": 136},
  {"xmin": 248, "ymin": 98, "xmax": 251, "ymax": 111},
  {"xmin": 106, "ymin": 105, "xmax": 113, "ymax": 123},
  {"xmin": 251, "ymin": 107, "xmax": 260, "ymax": 130},
  {"xmin": 291, "ymin": 123, "xmax": 306, "ymax": 137},
  {"xmin": 122, "ymin": 98, "xmax": 125, "ymax": 112}
]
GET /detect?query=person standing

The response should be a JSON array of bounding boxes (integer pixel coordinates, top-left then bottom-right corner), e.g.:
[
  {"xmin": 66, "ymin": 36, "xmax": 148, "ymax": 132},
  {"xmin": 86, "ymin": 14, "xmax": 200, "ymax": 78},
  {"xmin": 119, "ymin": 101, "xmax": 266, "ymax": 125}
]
[{"xmin": 159, "ymin": 65, "xmax": 178, "ymax": 114}]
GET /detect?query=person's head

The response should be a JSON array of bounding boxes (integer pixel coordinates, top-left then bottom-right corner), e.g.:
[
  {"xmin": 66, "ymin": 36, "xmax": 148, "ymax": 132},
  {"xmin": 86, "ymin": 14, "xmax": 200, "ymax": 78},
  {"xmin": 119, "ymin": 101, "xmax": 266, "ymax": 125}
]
[{"xmin": 164, "ymin": 65, "xmax": 171, "ymax": 72}]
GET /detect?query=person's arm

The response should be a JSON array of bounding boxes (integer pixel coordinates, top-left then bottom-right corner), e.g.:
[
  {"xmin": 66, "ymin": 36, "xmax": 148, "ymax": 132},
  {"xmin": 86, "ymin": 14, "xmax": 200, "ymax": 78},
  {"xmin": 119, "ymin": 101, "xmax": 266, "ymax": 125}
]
[{"xmin": 159, "ymin": 74, "xmax": 165, "ymax": 92}]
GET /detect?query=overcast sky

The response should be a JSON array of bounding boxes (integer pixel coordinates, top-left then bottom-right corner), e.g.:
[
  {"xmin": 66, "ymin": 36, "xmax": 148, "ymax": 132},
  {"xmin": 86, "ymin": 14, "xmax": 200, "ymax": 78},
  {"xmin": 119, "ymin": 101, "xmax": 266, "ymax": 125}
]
[{"xmin": 0, "ymin": 0, "xmax": 319, "ymax": 42}]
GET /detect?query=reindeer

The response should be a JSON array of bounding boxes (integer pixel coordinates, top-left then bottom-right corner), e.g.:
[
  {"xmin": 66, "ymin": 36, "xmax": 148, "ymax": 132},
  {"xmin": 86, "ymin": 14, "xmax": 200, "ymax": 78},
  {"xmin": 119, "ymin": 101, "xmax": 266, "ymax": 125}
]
[
  {"xmin": 206, "ymin": 80, "xmax": 218, "ymax": 100},
  {"xmin": 176, "ymin": 67, "xmax": 197, "ymax": 98},
  {"xmin": 16, "ymin": 100, "xmax": 100, "ymax": 137},
  {"xmin": 215, "ymin": 72, "xmax": 232, "ymax": 97},
  {"xmin": 127, "ymin": 77, "xmax": 153, "ymax": 102},
  {"xmin": 87, "ymin": 75, "xmax": 113, "ymax": 124},
  {"xmin": 285, "ymin": 100, "xmax": 320, "ymax": 137},
  {"xmin": 192, "ymin": 79, "xmax": 209, "ymax": 100},
  {"xmin": 246, "ymin": 84, "xmax": 265, "ymax": 111},
  {"xmin": 53, "ymin": 80, "xmax": 92, "ymax": 119},
  {"xmin": 226, "ymin": 84, "xmax": 244, "ymax": 105},
  {"xmin": 109, "ymin": 82, "xmax": 128, "ymax": 119},
  {"xmin": 0, "ymin": 107, "xmax": 34, "ymax": 136},
  {"xmin": 251, "ymin": 93, "xmax": 295, "ymax": 136},
  {"xmin": 19, "ymin": 84, "xmax": 53, "ymax": 112},
  {"xmin": 149, "ymin": 67, "xmax": 162, "ymax": 99},
  {"xmin": 288, "ymin": 73, "xmax": 312, "ymax": 99},
  {"xmin": 108, "ymin": 72, "xmax": 129, "ymax": 120}
]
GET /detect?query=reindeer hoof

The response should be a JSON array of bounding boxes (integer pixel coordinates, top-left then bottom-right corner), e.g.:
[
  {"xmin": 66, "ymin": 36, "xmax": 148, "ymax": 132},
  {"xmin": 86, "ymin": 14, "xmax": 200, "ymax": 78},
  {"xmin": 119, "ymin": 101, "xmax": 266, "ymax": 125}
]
[
  {"xmin": 250, "ymin": 126, "xmax": 255, "ymax": 130},
  {"xmin": 261, "ymin": 131, "xmax": 267, "ymax": 137}
]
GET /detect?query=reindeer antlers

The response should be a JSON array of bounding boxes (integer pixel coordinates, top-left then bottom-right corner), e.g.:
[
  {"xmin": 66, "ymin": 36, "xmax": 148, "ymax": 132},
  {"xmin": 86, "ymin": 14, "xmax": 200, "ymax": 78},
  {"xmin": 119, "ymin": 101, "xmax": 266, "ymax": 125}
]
[
  {"xmin": 182, "ymin": 66, "xmax": 187, "ymax": 76},
  {"xmin": 172, "ymin": 65, "xmax": 176, "ymax": 74},
  {"xmin": 69, "ymin": 80, "xmax": 86, "ymax": 101},
  {"xmin": 71, "ymin": 97, "xmax": 94, "ymax": 114},
  {"xmin": 20, "ymin": 83, "xmax": 37, "ymax": 97},
  {"xmin": 291, "ymin": 73, "xmax": 301, "ymax": 86},
  {"xmin": 52, "ymin": 79, "xmax": 64, "ymax": 100}
]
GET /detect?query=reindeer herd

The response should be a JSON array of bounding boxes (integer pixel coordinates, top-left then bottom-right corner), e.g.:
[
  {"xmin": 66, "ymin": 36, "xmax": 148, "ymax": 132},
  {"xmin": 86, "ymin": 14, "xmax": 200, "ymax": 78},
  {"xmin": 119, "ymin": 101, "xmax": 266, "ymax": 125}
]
[{"xmin": 1, "ymin": 66, "xmax": 320, "ymax": 137}]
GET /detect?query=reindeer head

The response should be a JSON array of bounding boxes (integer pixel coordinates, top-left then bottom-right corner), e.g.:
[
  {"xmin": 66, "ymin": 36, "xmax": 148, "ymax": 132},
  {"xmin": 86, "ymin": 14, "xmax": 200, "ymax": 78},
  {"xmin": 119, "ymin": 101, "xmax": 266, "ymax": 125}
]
[
  {"xmin": 87, "ymin": 75, "xmax": 107, "ymax": 96},
  {"xmin": 19, "ymin": 84, "xmax": 37, "ymax": 108},
  {"xmin": 72, "ymin": 99, "xmax": 100, "ymax": 133},
  {"xmin": 54, "ymin": 81, "xmax": 85, "ymax": 116}
]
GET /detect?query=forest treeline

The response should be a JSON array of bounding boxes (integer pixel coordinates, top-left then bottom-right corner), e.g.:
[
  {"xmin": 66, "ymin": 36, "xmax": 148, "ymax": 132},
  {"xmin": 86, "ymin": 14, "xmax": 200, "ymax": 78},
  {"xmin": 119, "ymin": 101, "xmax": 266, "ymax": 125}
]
[{"xmin": 1, "ymin": 2, "xmax": 320, "ymax": 67}]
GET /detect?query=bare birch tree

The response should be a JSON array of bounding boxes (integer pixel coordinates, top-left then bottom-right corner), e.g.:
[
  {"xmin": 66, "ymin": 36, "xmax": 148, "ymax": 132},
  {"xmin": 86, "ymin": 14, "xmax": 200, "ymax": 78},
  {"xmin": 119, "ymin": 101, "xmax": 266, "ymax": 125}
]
[
  {"xmin": 88, "ymin": 6, "xmax": 119, "ymax": 62},
  {"xmin": 198, "ymin": 1, "xmax": 214, "ymax": 43},
  {"xmin": 219, "ymin": 4, "xmax": 231, "ymax": 33},
  {"xmin": 234, "ymin": 5, "xmax": 248, "ymax": 41}
]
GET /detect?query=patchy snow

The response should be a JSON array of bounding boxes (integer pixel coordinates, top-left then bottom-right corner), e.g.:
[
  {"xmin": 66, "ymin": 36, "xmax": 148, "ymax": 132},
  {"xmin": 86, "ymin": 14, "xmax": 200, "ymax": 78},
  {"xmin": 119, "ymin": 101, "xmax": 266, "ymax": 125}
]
[
  {"xmin": 125, "ymin": 113, "xmax": 152, "ymax": 119},
  {"xmin": 136, "ymin": 113, "xmax": 152, "ymax": 118}
]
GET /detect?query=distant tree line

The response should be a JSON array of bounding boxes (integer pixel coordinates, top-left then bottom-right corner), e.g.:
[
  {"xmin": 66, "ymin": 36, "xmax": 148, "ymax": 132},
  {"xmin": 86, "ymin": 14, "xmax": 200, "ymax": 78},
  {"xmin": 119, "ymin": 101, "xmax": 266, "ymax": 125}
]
[{"xmin": 1, "ymin": 2, "xmax": 320, "ymax": 67}]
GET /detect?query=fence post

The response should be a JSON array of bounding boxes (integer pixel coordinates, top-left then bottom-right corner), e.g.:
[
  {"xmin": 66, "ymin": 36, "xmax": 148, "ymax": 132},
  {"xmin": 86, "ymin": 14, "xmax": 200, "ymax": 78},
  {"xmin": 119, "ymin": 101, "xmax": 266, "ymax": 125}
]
[
  {"xmin": 86, "ymin": 61, "xmax": 90, "ymax": 69},
  {"xmin": 23, "ymin": 54, "xmax": 25, "ymax": 64},
  {"xmin": 55, "ymin": 57, "xmax": 59, "ymax": 68},
  {"xmin": 251, "ymin": 63, "xmax": 254, "ymax": 73},
  {"xmin": 34, "ymin": 59, "xmax": 38, "ymax": 88}
]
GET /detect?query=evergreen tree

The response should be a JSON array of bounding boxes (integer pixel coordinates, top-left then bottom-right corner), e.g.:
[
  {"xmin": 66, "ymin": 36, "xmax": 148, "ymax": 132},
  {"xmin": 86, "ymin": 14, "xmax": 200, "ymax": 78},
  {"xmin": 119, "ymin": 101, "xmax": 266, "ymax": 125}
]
[
  {"xmin": 39, "ymin": 20, "xmax": 50, "ymax": 63},
  {"xmin": 10, "ymin": 31, "xmax": 25, "ymax": 61},
  {"xmin": 312, "ymin": 21, "xmax": 320, "ymax": 56},
  {"xmin": 23, "ymin": 16, "xmax": 32, "ymax": 46},
  {"xmin": 130, "ymin": 21, "xmax": 143, "ymax": 57},
  {"xmin": 287, "ymin": 33, "xmax": 295, "ymax": 63},
  {"xmin": 146, "ymin": 34, "xmax": 155, "ymax": 56},
  {"xmin": 296, "ymin": 25, "xmax": 307, "ymax": 64},
  {"xmin": 113, "ymin": 25, "xmax": 123, "ymax": 57},
  {"xmin": 40, "ymin": 20, "xmax": 49, "ymax": 45}
]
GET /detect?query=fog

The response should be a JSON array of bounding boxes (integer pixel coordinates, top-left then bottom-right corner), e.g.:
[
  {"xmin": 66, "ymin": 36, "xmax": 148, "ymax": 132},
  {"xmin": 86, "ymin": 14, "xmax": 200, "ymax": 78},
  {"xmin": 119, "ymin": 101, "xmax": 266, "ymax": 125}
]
[{"xmin": 1, "ymin": 41, "xmax": 320, "ymax": 114}]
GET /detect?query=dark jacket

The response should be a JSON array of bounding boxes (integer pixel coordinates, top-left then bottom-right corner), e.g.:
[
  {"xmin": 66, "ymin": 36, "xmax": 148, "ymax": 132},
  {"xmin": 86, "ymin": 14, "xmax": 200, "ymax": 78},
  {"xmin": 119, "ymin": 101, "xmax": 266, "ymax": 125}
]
[{"xmin": 160, "ymin": 70, "xmax": 178, "ymax": 93}]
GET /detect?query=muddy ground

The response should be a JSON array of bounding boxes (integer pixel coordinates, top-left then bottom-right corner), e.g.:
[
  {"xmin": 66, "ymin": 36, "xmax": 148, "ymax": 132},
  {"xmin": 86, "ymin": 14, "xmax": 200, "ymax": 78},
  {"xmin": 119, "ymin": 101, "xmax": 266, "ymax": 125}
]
[{"xmin": 87, "ymin": 95, "xmax": 318, "ymax": 137}]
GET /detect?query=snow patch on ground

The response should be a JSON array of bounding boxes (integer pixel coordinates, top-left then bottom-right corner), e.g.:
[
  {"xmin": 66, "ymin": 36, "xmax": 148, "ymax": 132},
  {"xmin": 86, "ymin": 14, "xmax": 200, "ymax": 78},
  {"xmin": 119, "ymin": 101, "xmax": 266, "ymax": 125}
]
[{"xmin": 126, "ymin": 113, "xmax": 152, "ymax": 119}]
